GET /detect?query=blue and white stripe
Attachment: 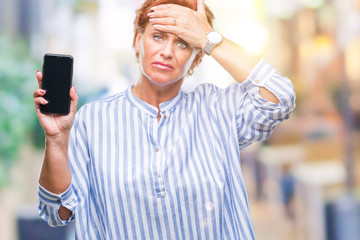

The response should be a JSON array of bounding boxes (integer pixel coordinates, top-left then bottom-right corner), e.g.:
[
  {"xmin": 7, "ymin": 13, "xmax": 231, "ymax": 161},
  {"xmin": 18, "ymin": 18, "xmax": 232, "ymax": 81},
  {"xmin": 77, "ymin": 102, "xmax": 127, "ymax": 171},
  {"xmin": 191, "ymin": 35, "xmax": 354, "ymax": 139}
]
[{"xmin": 38, "ymin": 59, "xmax": 295, "ymax": 239}]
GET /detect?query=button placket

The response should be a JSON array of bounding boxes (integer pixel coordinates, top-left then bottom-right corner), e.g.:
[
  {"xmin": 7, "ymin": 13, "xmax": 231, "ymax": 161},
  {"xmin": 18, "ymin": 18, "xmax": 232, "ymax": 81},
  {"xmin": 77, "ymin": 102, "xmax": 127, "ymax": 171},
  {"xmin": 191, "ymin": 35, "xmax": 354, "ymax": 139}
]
[
  {"xmin": 154, "ymin": 146, "xmax": 166, "ymax": 197},
  {"xmin": 159, "ymin": 111, "xmax": 169, "ymax": 123},
  {"xmin": 163, "ymin": 111, "xmax": 169, "ymax": 120},
  {"xmin": 149, "ymin": 117, "xmax": 165, "ymax": 197},
  {"xmin": 152, "ymin": 113, "xmax": 168, "ymax": 198}
]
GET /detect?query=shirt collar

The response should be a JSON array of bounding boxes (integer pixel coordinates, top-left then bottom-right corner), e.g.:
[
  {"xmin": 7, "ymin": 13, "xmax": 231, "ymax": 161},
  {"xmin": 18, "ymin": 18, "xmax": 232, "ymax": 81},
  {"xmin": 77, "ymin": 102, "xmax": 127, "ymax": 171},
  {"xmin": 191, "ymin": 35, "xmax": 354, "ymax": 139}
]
[{"xmin": 125, "ymin": 86, "xmax": 184, "ymax": 117}]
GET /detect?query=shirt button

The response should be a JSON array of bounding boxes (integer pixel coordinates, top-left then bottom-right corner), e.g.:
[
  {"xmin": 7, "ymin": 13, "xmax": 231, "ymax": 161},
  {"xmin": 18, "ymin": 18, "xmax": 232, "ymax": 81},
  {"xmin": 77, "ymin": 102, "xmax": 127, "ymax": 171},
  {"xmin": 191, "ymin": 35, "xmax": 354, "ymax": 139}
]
[
  {"xmin": 164, "ymin": 115, "xmax": 168, "ymax": 119},
  {"xmin": 155, "ymin": 147, "xmax": 160, "ymax": 152},
  {"xmin": 255, "ymin": 79, "xmax": 260, "ymax": 84},
  {"xmin": 57, "ymin": 199, "xmax": 61, "ymax": 203}
]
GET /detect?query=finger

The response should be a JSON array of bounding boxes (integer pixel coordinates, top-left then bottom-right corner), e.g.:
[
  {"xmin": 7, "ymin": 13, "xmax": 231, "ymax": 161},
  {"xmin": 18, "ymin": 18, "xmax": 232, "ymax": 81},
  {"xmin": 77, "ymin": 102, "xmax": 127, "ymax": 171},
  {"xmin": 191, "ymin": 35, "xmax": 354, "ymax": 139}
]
[
  {"xmin": 148, "ymin": 9, "xmax": 172, "ymax": 18},
  {"xmin": 34, "ymin": 97, "xmax": 48, "ymax": 117},
  {"xmin": 33, "ymin": 89, "xmax": 47, "ymax": 98},
  {"xmin": 36, "ymin": 70, "xmax": 43, "ymax": 88},
  {"xmin": 152, "ymin": 24, "xmax": 178, "ymax": 35},
  {"xmin": 34, "ymin": 97, "xmax": 49, "ymax": 108},
  {"xmin": 149, "ymin": 4, "xmax": 187, "ymax": 18},
  {"xmin": 197, "ymin": 0, "xmax": 206, "ymax": 15},
  {"xmin": 149, "ymin": 17, "xmax": 177, "ymax": 26},
  {"xmin": 69, "ymin": 85, "xmax": 78, "ymax": 114},
  {"xmin": 151, "ymin": 3, "xmax": 181, "ymax": 11}
]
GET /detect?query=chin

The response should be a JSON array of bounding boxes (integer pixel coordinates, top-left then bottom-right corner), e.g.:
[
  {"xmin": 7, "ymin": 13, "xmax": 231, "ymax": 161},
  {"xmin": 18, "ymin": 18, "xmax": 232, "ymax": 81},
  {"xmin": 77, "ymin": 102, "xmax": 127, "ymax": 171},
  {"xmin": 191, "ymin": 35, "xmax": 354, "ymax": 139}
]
[
  {"xmin": 147, "ymin": 73, "xmax": 183, "ymax": 87},
  {"xmin": 150, "ymin": 78, "xmax": 181, "ymax": 87}
]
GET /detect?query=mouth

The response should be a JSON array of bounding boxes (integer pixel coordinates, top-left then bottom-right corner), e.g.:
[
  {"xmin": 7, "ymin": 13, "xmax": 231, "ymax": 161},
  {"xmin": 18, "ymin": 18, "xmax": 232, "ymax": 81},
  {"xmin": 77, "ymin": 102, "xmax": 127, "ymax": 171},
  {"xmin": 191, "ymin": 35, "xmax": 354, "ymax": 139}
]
[{"xmin": 152, "ymin": 61, "xmax": 174, "ymax": 71}]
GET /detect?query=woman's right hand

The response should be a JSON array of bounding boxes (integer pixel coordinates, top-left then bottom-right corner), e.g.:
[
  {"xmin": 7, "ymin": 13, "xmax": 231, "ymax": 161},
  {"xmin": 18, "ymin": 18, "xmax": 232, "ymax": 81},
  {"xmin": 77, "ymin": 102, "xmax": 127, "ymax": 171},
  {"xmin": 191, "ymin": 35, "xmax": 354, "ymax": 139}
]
[{"xmin": 33, "ymin": 70, "xmax": 78, "ymax": 137}]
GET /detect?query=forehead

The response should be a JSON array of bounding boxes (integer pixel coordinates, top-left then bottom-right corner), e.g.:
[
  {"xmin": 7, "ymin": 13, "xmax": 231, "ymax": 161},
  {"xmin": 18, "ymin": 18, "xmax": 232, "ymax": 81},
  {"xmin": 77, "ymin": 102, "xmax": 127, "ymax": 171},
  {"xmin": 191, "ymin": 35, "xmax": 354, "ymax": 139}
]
[{"xmin": 143, "ymin": 23, "xmax": 179, "ymax": 40}]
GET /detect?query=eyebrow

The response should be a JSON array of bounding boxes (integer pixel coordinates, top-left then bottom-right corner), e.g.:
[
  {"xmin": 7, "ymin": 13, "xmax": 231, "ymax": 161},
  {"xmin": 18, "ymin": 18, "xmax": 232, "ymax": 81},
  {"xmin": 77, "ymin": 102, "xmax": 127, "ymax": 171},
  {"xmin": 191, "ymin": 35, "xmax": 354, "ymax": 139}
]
[{"xmin": 153, "ymin": 30, "xmax": 187, "ymax": 43}]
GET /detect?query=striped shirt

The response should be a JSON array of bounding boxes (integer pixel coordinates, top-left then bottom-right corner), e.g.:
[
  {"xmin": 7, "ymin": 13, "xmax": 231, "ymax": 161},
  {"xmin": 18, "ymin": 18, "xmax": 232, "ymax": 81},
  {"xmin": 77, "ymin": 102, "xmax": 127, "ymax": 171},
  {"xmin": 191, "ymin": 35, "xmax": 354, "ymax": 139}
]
[{"xmin": 38, "ymin": 59, "xmax": 295, "ymax": 239}]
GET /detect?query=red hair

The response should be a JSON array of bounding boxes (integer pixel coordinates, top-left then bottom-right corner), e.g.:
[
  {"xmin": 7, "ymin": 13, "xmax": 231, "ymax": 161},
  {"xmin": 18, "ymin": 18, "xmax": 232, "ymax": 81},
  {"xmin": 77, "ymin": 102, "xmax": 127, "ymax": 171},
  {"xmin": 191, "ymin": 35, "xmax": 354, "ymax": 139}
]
[{"xmin": 132, "ymin": 0, "xmax": 215, "ymax": 72}]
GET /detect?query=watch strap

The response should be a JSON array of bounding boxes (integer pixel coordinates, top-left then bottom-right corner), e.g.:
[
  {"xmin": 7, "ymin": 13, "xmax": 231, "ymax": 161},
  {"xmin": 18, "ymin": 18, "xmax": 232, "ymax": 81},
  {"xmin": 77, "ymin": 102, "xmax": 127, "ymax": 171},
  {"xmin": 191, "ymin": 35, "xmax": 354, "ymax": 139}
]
[{"xmin": 203, "ymin": 42, "xmax": 214, "ymax": 55}]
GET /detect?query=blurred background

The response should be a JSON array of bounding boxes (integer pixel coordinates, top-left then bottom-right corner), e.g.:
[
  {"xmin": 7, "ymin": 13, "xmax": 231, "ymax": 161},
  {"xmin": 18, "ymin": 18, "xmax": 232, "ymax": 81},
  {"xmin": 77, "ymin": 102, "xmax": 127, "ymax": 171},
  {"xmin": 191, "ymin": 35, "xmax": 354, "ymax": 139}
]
[{"xmin": 0, "ymin": 0, "xmax": 359, "ymax": 239}]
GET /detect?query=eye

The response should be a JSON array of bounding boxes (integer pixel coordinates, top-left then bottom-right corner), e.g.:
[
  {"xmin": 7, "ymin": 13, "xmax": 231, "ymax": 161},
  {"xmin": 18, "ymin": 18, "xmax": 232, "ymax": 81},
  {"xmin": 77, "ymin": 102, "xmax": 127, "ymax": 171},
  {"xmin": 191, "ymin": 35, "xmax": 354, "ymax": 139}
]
[
  {"xmin": 153, "ymin": 34, "xmax": 163, "ymax": 42},
  {"xmin": 177, "ymin": 41, "xmax": 188, "ymax": 49}
]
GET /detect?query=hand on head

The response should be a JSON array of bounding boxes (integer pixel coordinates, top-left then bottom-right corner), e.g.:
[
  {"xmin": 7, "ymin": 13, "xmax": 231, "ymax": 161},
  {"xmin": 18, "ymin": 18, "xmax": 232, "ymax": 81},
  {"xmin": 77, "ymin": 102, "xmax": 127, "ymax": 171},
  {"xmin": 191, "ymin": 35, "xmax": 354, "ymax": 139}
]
[{"xmin": 147, "ymin": 0, "xmax": 213, "ymax": 50}]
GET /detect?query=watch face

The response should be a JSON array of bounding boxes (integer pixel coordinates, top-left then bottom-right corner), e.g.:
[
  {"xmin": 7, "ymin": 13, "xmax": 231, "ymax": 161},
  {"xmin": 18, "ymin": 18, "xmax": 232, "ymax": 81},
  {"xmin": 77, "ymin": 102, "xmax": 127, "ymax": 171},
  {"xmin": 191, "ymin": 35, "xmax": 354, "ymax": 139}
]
[{"xmin": 207, "ymin": 31, "xmax": 222, "ymax": 44}]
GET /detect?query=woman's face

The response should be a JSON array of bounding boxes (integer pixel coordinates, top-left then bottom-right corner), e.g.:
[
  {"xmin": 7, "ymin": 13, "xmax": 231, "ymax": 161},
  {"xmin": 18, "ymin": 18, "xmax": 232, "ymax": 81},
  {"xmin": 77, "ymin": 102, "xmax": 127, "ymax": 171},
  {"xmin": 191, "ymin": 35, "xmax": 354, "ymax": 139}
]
[{"xmin": 136, "ymin": 23, "xmax": 197, "ymax": 87}]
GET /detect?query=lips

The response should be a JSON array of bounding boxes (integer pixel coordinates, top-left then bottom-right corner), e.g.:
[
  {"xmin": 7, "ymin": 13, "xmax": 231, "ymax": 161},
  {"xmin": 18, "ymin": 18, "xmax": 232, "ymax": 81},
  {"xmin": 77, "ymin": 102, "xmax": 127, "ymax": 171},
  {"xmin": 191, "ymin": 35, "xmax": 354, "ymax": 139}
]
[{"xmin": 152, "ymin": 61, "xmax": 174, "ymax": 71}]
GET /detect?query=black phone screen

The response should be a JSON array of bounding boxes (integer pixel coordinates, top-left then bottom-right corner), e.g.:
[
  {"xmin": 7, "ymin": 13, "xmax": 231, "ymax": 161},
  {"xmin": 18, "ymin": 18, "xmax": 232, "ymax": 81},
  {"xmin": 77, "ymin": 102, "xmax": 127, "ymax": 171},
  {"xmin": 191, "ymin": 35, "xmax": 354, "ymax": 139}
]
[{"xmin": 40, "ymin": 54, "xmax": 73, "ymax": 115}]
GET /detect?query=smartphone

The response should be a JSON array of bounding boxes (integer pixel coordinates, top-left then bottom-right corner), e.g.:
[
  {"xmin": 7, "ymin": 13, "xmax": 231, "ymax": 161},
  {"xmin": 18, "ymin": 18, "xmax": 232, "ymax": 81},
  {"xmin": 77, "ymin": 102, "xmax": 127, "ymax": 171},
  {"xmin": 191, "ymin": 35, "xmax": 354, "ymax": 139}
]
[{"xmin": 40, "ymin": 53, "xmax": 74, "ymax": 115}]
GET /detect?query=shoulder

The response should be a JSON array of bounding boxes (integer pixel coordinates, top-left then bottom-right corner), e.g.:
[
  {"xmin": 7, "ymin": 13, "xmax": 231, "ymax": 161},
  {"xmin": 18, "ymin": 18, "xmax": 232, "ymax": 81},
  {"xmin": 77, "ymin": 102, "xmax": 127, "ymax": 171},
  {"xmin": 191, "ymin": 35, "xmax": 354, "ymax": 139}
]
[
  {"xmin": 188, "ymin": 82, "xmax": 243, "ymax": 101},
  {"xmin": 187, "ymin": 83, "xmax": 220, "ymax": 100},
  {"xmin": 88, "ymin": 91, "xmax": 126, "ymax": 106},
  {"xmin": 76, "ymin": 90, "xmax": 127, "ymax": 118},
  {"xmin": 192, "ymin": 83, "xmax": 219, "ymax": 94}
]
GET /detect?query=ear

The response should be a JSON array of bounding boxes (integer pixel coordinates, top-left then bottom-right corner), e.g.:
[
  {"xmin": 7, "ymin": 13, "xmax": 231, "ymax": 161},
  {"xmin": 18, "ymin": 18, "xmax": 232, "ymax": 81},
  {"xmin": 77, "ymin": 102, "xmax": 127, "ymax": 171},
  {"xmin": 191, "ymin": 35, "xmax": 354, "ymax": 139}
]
[{"xmin": 135, "ymin": 31, "xmax": 142, "ymax": 54}]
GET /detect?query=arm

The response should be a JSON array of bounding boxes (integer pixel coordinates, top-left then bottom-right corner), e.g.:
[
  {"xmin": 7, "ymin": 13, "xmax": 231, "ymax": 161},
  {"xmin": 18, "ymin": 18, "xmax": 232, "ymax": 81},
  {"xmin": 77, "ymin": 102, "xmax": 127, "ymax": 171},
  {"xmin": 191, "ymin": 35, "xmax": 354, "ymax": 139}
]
[
  {"xmin": 34, "ymin": 71, "xmax": 78, "ymax": 221},
  {"xmin": 207, "ymin": 38, "xmax": 280, "ymax": 104},
  {"xmin": 39, "ymin": 134, "xmax": 73, "ymax": 220},
  {"xmin": 147, "ymin": 0, "xmax": 280, "ymax": 104}
]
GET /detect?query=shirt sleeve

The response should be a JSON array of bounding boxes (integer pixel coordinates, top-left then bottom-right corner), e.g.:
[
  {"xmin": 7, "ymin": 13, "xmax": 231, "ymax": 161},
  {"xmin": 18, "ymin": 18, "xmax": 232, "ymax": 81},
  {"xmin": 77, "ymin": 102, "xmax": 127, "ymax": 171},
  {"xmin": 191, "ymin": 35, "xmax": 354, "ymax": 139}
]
[
  {"xmin": 38, "ymin": 182, "xmax": 77, "ymax": 227},
  {"xmin": 37, "ymin": 105, "xmax": 90, "ymax": 227},
  {"xmin": 235, "ymin": 58, "xmax": 296, "ymax": 150}
]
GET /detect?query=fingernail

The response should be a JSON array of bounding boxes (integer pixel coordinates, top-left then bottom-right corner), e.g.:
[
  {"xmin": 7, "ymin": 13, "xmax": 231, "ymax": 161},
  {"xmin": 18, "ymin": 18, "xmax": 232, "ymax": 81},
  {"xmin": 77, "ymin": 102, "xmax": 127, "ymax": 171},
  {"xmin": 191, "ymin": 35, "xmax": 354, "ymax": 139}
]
[
  {"xmin": 149, "ymin": 18, "xmax": 154, "ymax": 22},
  {"xmin": 147, "ymin": 12, "xmax": 153, "ymax": 17},
  {"xmin": 36, "ymin": 70, "xmax": 39, "ymax": 73},
  {"xmin": 40, "ymin": 89, "xmax": 46, "ymax": 94},
  {"xmin": 150, "ymin": 6, "xmax": 157, "ymax": 10},
  {"xmin": 43, "ymin": 99, "xmax": 48, "ymax": 104},
  {"xmin": 74, "ymin": 84, "xmax": 77, "ymax": 93}
]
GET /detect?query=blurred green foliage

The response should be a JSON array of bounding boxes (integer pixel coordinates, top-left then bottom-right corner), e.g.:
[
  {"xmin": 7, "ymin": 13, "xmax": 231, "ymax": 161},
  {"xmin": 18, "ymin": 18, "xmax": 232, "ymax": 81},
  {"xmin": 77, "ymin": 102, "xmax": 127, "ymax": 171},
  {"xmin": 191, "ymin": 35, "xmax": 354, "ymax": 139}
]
[{"xmin": 0, "ymin": 36, "xmax": 40, "ymax": 188}]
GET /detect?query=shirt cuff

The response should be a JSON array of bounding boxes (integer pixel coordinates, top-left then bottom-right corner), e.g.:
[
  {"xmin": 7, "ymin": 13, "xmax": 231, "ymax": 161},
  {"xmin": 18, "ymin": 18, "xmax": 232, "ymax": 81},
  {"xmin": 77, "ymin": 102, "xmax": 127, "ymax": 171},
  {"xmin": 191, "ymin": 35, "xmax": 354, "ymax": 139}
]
[
  {"xmin": 38, "ymin": 183, "xmax": 77, "ymax": 213},
  {"xmin": 242, "ymin": 58, "xmax": 274, "ymax": 86},
  {"xmin": 241, "ymin": 58, "xmax": 294, "ymax": 108}
]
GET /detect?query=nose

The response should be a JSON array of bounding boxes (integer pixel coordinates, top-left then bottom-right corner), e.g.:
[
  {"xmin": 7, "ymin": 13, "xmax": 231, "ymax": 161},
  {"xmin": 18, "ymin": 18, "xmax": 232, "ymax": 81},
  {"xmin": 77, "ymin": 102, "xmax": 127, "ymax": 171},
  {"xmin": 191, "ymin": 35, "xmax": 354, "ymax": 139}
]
[{"xmin": 160, "ymin": 41, "xmax": 174, "ymax": 59}]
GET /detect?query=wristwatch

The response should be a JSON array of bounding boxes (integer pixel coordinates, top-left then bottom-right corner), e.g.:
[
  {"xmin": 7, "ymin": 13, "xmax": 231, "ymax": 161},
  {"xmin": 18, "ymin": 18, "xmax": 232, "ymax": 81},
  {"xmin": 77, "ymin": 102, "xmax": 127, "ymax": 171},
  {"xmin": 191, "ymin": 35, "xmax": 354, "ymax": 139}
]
[{"xmin": 203, "ymin": 31, "xmax": 223, "ymax": 55}]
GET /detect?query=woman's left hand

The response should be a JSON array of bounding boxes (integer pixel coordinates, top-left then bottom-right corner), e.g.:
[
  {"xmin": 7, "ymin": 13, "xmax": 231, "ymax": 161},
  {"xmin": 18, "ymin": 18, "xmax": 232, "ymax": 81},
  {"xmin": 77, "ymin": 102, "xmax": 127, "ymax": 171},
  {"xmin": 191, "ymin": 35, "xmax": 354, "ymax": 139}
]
[{"xmin": 148, "ymin": 0, "xmax": 213, "ymax": 49}]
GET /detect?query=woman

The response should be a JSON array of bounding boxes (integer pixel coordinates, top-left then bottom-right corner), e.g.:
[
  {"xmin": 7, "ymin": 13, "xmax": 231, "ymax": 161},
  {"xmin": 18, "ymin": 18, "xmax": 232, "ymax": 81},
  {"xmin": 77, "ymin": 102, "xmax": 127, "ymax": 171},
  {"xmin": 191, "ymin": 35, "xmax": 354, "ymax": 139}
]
[{"xmin": 34, "ymin": 0, "xmax": 295, "ymax": 239}]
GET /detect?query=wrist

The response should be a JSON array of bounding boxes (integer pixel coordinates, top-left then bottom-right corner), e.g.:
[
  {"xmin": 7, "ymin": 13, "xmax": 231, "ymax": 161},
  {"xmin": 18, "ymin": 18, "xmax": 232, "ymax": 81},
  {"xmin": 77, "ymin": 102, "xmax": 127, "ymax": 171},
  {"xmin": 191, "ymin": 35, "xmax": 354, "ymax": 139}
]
[
  {"xmin": 203, "ymin": 30, "xmax": 223, "ymax": 55},
  {"xmin": 45, "ymin": 132, "xmax": 70, "ymax": 148}
]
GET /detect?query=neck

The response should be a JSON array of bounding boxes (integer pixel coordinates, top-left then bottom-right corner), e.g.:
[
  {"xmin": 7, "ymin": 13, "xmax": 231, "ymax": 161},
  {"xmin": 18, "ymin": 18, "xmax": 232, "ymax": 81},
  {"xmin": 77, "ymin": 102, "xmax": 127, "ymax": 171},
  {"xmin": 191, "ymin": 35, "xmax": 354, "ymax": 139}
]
[{"xmin": 132, "ymin": 76, "xmax": 183, "ymax": 111}]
